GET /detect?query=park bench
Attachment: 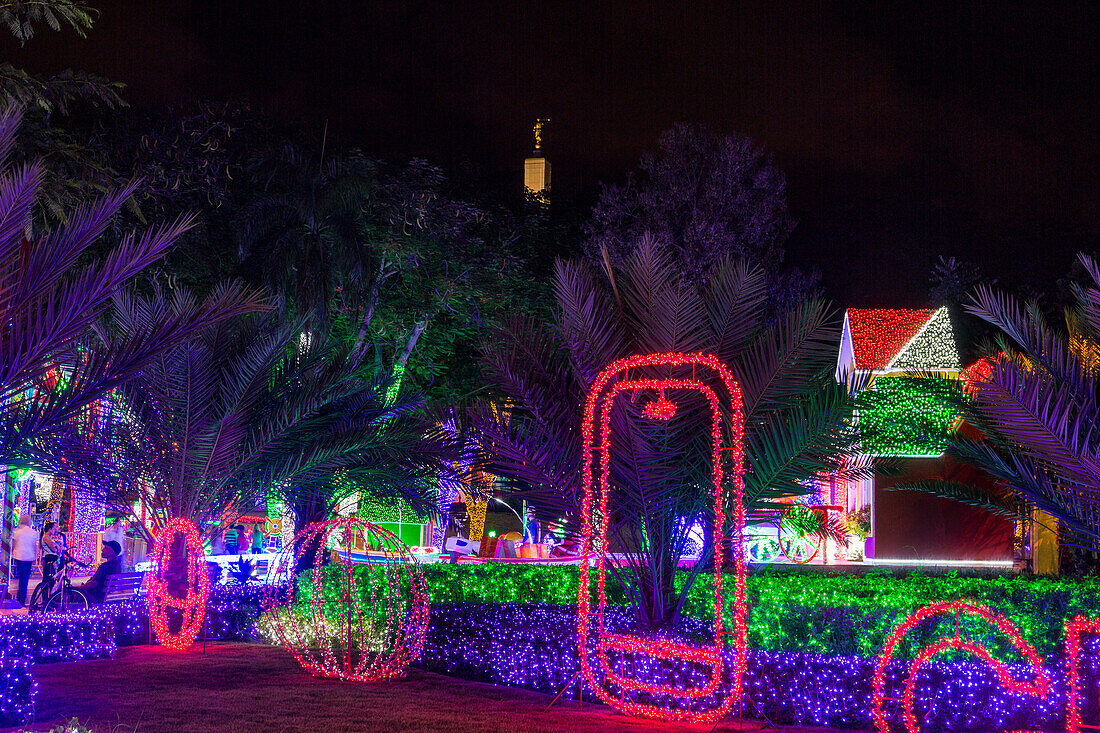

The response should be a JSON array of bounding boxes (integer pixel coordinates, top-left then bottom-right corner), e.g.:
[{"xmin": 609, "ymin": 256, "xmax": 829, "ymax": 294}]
[{"xmin": 103, "ymin": 571, "xmax": 145, "ymax": 603}]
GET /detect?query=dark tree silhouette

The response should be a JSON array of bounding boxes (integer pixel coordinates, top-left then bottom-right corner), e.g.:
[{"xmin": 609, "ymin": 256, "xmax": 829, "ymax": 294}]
[{"xmin": 585, "ymin": 123, "xmax": 816, "ymax": 311}]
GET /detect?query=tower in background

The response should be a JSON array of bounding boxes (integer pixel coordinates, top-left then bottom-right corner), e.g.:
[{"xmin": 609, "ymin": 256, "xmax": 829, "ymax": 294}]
[{"xmin": 524, "ymin": 118, "xmax": 550, "ymax": 201}]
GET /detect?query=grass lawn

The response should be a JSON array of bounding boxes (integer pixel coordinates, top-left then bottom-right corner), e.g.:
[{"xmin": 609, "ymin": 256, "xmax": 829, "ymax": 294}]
[{"xmin": 5, "ymin": 642, "xmax": 865, "ymax": 733}]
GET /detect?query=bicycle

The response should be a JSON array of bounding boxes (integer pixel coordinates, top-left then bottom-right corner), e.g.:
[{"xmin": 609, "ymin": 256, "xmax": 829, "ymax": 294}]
[{"xmin": 28, "ymin": 550, "xmax": 90, "ymax": 613}]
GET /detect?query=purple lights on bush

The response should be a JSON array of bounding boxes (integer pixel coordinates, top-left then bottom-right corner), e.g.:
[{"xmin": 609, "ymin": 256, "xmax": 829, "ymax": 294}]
[{"xmin": 419, "ymin": 603, "xmax": 1100, "ymax": 731}]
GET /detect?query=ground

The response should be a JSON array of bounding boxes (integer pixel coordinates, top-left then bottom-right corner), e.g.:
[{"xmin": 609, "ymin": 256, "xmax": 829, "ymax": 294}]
[{"xmin": 6, "ymin": 643, "xmax": 864, "ymax": 733}]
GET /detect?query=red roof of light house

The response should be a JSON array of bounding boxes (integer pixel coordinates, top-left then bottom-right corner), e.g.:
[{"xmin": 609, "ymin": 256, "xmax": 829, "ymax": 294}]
[{"xmin": 846, "ymin": 308, "xmax": 936, "ymax": 370}]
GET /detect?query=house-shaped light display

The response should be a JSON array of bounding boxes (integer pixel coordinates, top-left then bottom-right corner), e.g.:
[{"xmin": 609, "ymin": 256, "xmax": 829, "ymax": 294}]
[{"xmin": 835, "ymin": 307, "xmax": 1012, "ymax": 565}]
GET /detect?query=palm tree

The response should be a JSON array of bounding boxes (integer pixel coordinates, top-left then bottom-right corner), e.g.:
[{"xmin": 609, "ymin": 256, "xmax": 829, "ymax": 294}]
[
  {"xmin": 0, "ymin": 105, "xmax": 264, "ymax": 470},
  {"xmin": 41, "ymin": 287, "xmax": 448, "ymax": 547},
  {"xmin": 472, "ymin": 239, "xmax": 862, "ymax": 628},
  {"xmin": 896, "ymin": 253, "xmax": 1100, "ymax": 551}
]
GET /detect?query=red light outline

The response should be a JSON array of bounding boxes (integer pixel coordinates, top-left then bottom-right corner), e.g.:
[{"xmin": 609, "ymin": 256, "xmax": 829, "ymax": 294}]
[
  {"xmin": 145, "ymin": 516, "xmax": 210, "ymax": 651},
  {"xmin": 871, "ymin": 600, "xmax": 1049, "ymax": 733},
  {"xmin": 577, "ymin": 352, "xmax": 746, "ymax": 723},
  {"xmin": 1065, "ymin": 615, "xmax": 1100, "ymax": 733}
]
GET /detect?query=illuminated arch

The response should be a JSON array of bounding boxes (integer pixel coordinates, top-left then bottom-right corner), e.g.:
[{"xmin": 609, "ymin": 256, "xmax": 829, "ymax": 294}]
[
  {"xmin": 871, "ymin": 600, "xmax": 1049, "ymax": 733},
  {"xmin": 577, "ymin": 352, "xmax": 746, "ymax": 723}
]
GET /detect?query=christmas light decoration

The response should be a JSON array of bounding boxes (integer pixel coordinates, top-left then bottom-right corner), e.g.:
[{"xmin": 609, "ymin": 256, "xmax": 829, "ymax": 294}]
[
  {"xmin": 577, "ymin": 352, "xmax": 746, "ymax": 723},
  {"xmin": 871, "ymin": 600, "xmax": 1049, "ymax": 733},
  {"xmin": 421, "ymin": 602, "xmax": 1077, "ymax": 731},
  {"xmin": 0, "ymin": 654, "xmax": 34, "ymax": 726},
  {"xmin": 467, "ymin": 497, "xmax": 487, "ymax": 541},
  {"xmin": 847, "ymin": 309, "xmax": 936, "ymax": 371},
  {"xmin": 262, "ymin": 517, "xmax": 429, "ymax": 682},
  {"xmin": 859, "ymin": 377, "xmax": 959, "ymax": 456},
  {"xmin": 889, "ymin": 307, "xmax": 961, "ymax": 372},
  {"xmin": 145, "ymin": 517, "xmax": 211, "ymax": 650},
  {"xmin": 1066, "ymin": 615, "xmax": 1100, "ymax": 733}
]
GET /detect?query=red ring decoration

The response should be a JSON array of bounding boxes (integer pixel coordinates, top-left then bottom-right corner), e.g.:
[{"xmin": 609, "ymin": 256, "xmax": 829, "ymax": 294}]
[
  {"xmin": 871, "ymin": 600, "xmax": 1049, "ymax": 733},
  {"xmin": 145, "ymin": 516, "xmax": 211, "ymax": 650},
  {"xmin": 263, "ymin": 517, "xmax": 429, "ymax": 682},
  {"xmin": 578, "ymin": 352, "xmax": 747, "ymax": 723}
]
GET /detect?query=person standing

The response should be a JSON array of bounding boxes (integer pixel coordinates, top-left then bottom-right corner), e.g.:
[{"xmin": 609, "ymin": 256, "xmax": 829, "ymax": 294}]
[
  {"xmin": 39, "ymin": 522, "xmax": 60, "ymax": 597},
  {"xmin": 225, "ymin": 525, "xmax": 239, "ymax": 555},
  {"xmin": 251, "ymin": 524, "xmax": 265, "ymax": 554},
  {"xmin": 10, "ymin": 516, "xmax": 37, "ymax": 607}
]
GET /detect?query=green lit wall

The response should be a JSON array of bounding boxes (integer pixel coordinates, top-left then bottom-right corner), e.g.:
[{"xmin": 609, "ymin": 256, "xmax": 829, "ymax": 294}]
[{"xmin": 859, "ymin": 377, "xmax": 957, "ymax": 456}]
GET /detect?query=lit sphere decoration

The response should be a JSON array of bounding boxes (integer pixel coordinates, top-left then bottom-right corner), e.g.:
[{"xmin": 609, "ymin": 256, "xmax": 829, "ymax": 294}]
[
  {"xmin": 263, "ymin": 517, "xmax": 429, "ymax": 682},
  {"xmin": 145, "ymin": 516, "xmax": 211, "ymax": 650}
]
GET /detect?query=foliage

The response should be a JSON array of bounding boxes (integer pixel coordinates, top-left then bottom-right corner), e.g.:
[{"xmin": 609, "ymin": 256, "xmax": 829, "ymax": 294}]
[
  {"xmin": 44, "ymin": 719, "xmax": 94, "ymax": 733},
  {"xmin": 0, "ymin": 106, "xmax": 261, "ymax": 470},
  {"xmin": 896, "ymin": 253, "xmax": 1100, "ymax": 550},
  {"xmin": 0, "ymin": 0, "xmax": 93, "ymax": 44},
  {"xmin": 235, "ymin": 147, "xmax": 543, "ymax": 400},
  {"xmin": 0, "ymin": 1, "xmax": 129, "ymax": 223},
  {"xmin": 846, "ymin": 505, "xmax": 871, "ymax": 540},
  {"xmin": 585, "ymin": 123, "xmax": 816, "ymax": 310},
  {"xmin": 40, "ymin": 288, "xmax": 445, "ymax": 542},
  {"xmin": 472, "ymin": 239, "xmax": 866, "ymax": 628}
]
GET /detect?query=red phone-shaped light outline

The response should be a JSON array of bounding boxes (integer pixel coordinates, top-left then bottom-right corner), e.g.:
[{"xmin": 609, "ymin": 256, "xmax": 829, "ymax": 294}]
[{"xmin": 577, "ymin": 352, "xmax": 746, "ymax": 723}]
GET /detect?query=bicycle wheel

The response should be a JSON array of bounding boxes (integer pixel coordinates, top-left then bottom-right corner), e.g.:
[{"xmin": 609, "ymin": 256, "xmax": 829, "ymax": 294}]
[
  {"xmin": 27, "ymin": 583, "xmax": 47, "ymax": 614},
  {"xmin": 45, "ymin": 587, "xmax": 89, "ymax": 613},
  {"xmin": 780, "ymin": 533, "xmax": 821, "ymax": 564}
]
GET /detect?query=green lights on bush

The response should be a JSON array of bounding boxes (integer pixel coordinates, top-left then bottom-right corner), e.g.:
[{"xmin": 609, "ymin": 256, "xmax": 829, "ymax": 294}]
[{"xmin": 293, "ymin": 565, "xmax": 1100, "ymax": 662}]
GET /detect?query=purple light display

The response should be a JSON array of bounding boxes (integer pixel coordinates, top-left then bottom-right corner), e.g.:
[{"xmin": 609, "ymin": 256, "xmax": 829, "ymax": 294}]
[{"xmin": 419, "ymin": 603, "xmax": 1100, "ymax": 731}]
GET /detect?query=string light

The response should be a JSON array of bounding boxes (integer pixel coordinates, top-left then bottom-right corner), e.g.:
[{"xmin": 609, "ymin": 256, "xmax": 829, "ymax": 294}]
[
  {"xmin": 145, "ymin": 517, "xmax": 211, "ymax": 650},
  {"xmin": 847, "ymin": 309, "xmax": 937, "ymax": 371},
  {"xmin": 871, "ymin": 600, "xmax": 1049, "ymax": 733},
  {"xmin": 262, "ymin": 517, "xmax": 429, "ymax": 682},
  {"xmin": 421, "ymin": 602, "xmax": 1076, "ymax": 731},
  {"xmin": 577, "ymin": 352, "xmax": 746, "ymax": 723},
  {"xmin": 1065, "ymin": 615, "xmax": 1100, "ymax": 733},
  {"xmin": 889, "ymin": 307, "xmax": 961, "ymax": 371},
  {"xmin": 859, "ymin": 377, "xmax": 958, "ymax": 456}
]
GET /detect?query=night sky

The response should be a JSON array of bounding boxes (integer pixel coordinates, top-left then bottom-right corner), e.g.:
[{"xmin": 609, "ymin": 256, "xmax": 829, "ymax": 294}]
[{"xmin": 10, "ymin": 1, "xmax": 1099, "ymax": 305}]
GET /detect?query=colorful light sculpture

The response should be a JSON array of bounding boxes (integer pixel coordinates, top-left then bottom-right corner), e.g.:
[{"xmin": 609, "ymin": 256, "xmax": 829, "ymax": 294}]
[
  {"xmin": 871, "ymin": 599, "xmax": 1049, "ymax": 733},
  {"xmin": 263, "ymin": 517, "xmax": 428, "ymax": 682},
  {"xmin": 145, "ymin": 517, "xmax": 211, "ymax": 650},
  {"xmin": 577, "ymin": 352, "xmax": 746, "ymax": 723}
]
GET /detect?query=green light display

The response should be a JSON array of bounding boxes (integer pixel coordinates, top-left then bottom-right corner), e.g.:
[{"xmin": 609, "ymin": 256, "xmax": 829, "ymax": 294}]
[
  {"xmin": 286, "ymin": 564, "xmax": 1100, "ymax": 662},
  {"xmin": 858, "ymin": 377, "xmax": 958, "ymax": 456}
]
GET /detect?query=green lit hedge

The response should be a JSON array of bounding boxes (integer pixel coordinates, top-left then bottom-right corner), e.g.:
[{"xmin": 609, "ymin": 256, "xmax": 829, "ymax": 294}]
[{"xmin": 304, "ymin": 564, "xmax": 1100, "ymax": 661}]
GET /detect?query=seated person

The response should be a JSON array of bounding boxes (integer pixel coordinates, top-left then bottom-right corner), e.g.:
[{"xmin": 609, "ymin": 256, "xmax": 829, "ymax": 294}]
[{"xmin": 77, "ymin": 540, "xmax": 122, "ymax": 604}]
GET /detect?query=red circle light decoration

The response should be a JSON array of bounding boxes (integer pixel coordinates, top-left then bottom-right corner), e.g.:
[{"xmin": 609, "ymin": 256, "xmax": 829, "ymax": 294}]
[
  {"xmin": 145, "ymin": 516, "xmax": 211, "ymax": 650},
  {"xmin": 263, "ymin": 517, "xmax": 429, "ymax": 682},
  {"xmin": 577, "ymin": 352, "xmax": 747, "ymax": 723},
  {"xmin": 871, "ymin": 600, "xmax": 1049, "ymax": 733}
]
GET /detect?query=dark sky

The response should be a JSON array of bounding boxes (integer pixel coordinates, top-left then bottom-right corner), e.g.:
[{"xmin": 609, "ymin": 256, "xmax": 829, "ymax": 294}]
[{"xmin": 9, "ymin": 1, "xmax": 1099, "ymax": 305}]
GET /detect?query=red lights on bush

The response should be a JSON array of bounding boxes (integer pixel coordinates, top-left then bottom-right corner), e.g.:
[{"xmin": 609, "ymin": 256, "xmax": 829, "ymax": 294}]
[
  {"xmin": 871, "ymin": 600, "xmax": 1049, "ymax": 733},
  {"xmin": 577, "ymin": 352, "xmax": 746, "ymax": 723},
  {"xmin": 145, "ymin": 517, "xmax": 211, "ymax": 651},
  {"xmin": 263, "ymin": 518, "xmax": 429, "ymax": 682}
]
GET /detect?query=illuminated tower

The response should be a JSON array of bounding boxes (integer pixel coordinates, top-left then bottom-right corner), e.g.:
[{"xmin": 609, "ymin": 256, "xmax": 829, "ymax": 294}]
[{"xmin": 524, "ymin": 118, "xmax": 550, "ymax": 200}]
